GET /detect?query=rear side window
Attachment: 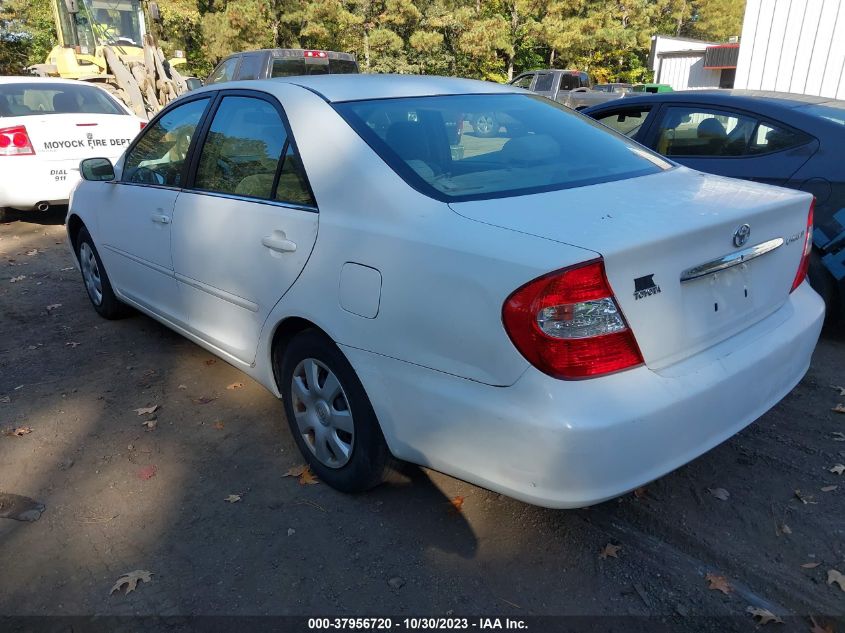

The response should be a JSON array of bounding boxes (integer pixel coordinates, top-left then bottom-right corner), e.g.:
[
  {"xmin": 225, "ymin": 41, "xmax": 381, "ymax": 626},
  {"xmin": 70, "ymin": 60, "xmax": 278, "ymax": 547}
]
[
  {"xmin": 236, "ymin": 54, "xmax": 264, "ymax": 80},
  {"xmin": 596, "ymin": 107, "xmax": 651, "ymax": 137},
  {"xmin": 0, "ymin": 83, "xmax": 124, "ymax": 117},
  {"xmin": 207, "ymin": 57, "xmax": 239, "ymax": 84},
  {"xmin": 533, "ymin": 73, "xmax": 554, "ymax": 92},
  {"xmin": 336, "ymin": 94, "xmax": 670, "ymax": 202},
  {"xmin": 193, "ymin": 95, "xmax": 315, "ymax": 206}
]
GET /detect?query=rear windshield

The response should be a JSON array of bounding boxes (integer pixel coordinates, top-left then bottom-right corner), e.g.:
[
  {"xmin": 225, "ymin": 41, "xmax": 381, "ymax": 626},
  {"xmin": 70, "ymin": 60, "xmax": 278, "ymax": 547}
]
[
  {"xmin": 336, "ymin": 94, "xmax": 670, "ymax": 202},
  {"xmin": 798, "ymin": 101, "xmax": 845, "ymax": 127},
  {"xmin": 0, "ymin": 83, "xmax": 125, "ymax": 117},
  {"xmin": 271, "ymin": 58, "xmax": 359, "ymax": 77}
]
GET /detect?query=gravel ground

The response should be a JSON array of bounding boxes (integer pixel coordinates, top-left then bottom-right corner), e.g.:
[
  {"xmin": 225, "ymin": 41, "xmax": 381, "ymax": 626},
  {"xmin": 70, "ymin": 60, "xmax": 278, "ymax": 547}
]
[{"xmin": 1, "ymin": 211, "xmax": 844, "ymax": 632}]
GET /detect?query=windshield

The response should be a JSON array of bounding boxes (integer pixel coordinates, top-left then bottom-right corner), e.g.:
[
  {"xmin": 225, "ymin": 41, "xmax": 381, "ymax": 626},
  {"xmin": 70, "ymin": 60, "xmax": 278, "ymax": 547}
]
[
  {"xmin": 798, "ymin": 101, "xmax": 845, "ymax": 127},
  {"xmin": 56, "ymin": 0, "xmax": 144, "ymax": 49},
  {"xmin": 336, "ymin": 94, "xmax": 670, "ymax": 202},
  {"xmin": 0, "ymin": 83, "xmax": 125, "ymax": 117}
]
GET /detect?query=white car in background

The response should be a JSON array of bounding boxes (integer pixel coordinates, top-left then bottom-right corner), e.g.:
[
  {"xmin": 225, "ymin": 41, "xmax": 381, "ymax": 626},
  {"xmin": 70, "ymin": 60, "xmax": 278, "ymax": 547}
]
[
  {"xmin": 0, "ymin": 76, "xmax": 144, "ymax": 222},
  {"xmin": 66, "ymin": 75, "xmax": 824, "ymax": 508}
]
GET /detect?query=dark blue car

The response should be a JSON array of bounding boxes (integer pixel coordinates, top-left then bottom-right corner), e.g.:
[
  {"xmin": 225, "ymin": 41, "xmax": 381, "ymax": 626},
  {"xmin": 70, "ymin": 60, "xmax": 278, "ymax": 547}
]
[{"xmin": 584, "ymin": 90, "xmax": 845, "ymax": 316}]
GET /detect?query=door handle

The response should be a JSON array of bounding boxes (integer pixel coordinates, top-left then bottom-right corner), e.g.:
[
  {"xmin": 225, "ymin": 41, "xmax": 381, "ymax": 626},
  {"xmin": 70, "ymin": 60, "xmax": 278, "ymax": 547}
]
[
  {"xmin": 151, "ymin": 214, "xmax": 171, "ymax": 224},
  {"xmin": 262, "ymin": 234, "xmax": 297, "ymax": 253}
]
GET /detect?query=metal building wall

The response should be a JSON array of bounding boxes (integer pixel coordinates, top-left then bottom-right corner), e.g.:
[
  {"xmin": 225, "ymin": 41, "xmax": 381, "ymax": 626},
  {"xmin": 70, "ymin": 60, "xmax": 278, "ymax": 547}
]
[
  {"xmin": 735, "ymin": 0, "xmax": 845, "ymax": 98},
  {"xmin": 656, "ymin": 54, "xmax": 723, "ymax": 90}
]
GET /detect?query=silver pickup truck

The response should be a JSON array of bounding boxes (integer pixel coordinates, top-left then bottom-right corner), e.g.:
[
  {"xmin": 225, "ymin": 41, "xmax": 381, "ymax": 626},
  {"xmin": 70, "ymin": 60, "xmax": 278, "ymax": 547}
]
[{"xmin": 509, "ymin": 69, "xmax": 631, "ymax": 110}]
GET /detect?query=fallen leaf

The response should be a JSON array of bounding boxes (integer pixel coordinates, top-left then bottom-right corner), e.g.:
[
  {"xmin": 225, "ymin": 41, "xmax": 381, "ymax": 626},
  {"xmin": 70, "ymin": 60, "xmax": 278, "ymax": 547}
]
[
  {"xmin": 45, "ymin": 303, "xmax": 61, "ymax": 312},
  {"xmin": 3, "ymin": 426, "xmax": 33, "ymax": 437},
  {"xmin": 832, "ymin": 385, "xmax": 845, "ymax": 397},
  {"xmin": 600, "ymin": 543, "xmax": 622, "ymax": 559},
  {"xmin": 833, "ymin": 404, "xmax": 845, "ymax": 414},
  {"xmin": 708, "ymin": 487, "xmax": 730, "ymax": 501},
  {"xmin": 821, "ymin": 485, "xmax": 838, "ymax": 493},
  {"xmin": 828, "ymin": 569, "xmax": 845, "ymax": 592},
  {"xmin": 795, "ymin": 489, "xmax": 818, "ymax": 504},
  {"xmin": 224, "ymin": 494, "xmax": 241, "ymax": 503},
  {"xmin": 801, "ymin": 562, "xmax": 821, "ymax": 569},
  {"xmin": 192, "ymin": 396, "xmax": 216, "ymax": 405},
  {"xmin": 65, "ymin": 341, "xmax": 80, "ymax": 348},
  {"xmin": 212, "ymin": 421, "xmax": 225, "ymax": 430},
  {"xmin": 746, "ymin": 606, "xmax": 783, "ymax": 625},
  {"xmin": 810, "ymin": 616, "xmax": 836, "ymax": 633},
  {"xmin": 299, "ymin": 467, "xmax": 319, "ymax": 485},
  {"xmin": 833, "ymin": 432, "xmax": 845, "ymax": 442},
  {"xmin": 141, "ymin": 418, "xmax": 157, "ymax": 431},
  {"xmin": 780, "ymin": 523, "xmax": 793, "ymax": 535},
  {"xmin": 830, "ymin": 464, "xmax": 845, "ymax": 475},
  {"xmin": 9, "ymin": 275, "xmax": 25, "ymax": 282},
  {"xmin": 283, "ymin": 464, "xmax": 308, "ymax": 478},
  {"xmin": 133, "ymin": 405, "xmax": 158, "ymax": 416},
  {"xmin": 226, "ymin": 382, "xmax": 244, "ymax": 390},
  {"xmin": 137, "ymin": 465, "xmax": 157, "ymax": 480},
  {"xmin": 450, "ymin": 496, "xmax": 465, "ymax": 511},
  {"xmin": 26, "ymin": 249, "xmax": 38, "ymax": 256},
  {"xmin": 204, "ymin": 359, "xmax": 216, "ymax": 366},
  {"xmin": 287, "ymin": 527, "xmax": 295, "ymax": 536},
  {"xmin": 110, "ymin": 570, "xmax": 152, "ymax": 595},
  {"xmin": 0, "ymin": 395, "xmax": 9, "ymax": 403},
  {"xmin": 633, "ymin": 486, "xmax": 648, "ymax": 499},
  {"xmin": 177, "ymin": 384, "xmax": 187, "ymax": 390},
  {"xmin": 705, "ymin": 572, "xmax": 732, "ymax": 595}
]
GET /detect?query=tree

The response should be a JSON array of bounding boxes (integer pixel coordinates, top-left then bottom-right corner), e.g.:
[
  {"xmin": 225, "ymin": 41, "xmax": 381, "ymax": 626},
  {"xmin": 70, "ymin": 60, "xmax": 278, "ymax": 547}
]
[{"xmin": 0, "ymin": 0, "xmax": 56, "ymax": 75}]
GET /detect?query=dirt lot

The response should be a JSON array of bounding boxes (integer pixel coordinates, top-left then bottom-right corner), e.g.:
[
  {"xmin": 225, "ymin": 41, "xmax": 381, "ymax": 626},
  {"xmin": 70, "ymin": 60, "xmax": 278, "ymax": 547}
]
[{"xmin": 1, "ymin": 212, "xmax": 844, "ymax": 631}]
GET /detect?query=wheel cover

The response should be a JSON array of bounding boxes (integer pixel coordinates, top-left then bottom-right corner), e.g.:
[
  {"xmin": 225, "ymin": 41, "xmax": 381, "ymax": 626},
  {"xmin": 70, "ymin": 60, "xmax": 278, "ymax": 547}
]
[
  {"xmin": 476, "ymin": 114, "xmax": 493, "ymax": 134},
  {"xmin": 290, "ymin": 358, "xmax": 354, "ymax": 468},
  {"xmin": 79, "ymin": 242, "xmax": 103, "ymax": 306}
]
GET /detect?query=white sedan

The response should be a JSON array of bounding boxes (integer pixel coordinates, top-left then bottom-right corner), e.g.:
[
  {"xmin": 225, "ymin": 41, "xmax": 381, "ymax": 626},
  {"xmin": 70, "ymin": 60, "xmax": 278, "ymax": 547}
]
[
  {"xmin": 0, "ymin": 76, "xmax": 144, "ymax": 222},
  {"xmin": 66, "ymin": 75, "xmax": 824, "ymax": 508}
]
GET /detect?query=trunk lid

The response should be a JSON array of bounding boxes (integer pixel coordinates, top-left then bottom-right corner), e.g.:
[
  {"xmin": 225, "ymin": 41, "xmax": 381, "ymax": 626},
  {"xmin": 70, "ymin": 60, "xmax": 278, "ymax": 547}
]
[
  {"xmin": 9, "ymin": 113, "xmax": 140, "ymax": 162},
  {"xmin": 450, "ymin": 168, "xmax": 813, "ymax": 369}
]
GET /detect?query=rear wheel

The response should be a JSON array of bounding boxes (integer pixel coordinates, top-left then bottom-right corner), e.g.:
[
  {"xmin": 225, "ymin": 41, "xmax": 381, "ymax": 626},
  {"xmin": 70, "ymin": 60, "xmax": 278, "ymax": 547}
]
[
  {"xmin": 278, "ymin": 329, "xmax": 390, "ymax": 492},
  {"xmin": 75, "ymin": 227, "xmax": 129, "ymax": 319}
]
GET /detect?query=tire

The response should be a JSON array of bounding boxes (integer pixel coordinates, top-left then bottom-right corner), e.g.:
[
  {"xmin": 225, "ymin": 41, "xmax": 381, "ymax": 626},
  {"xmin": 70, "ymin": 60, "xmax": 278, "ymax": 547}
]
[
  {"xmin": 75, "ymin": 226, "xmax": 129, "ymax": 319},
  {"xmin": 278, "ymin": 329, "xmax": 391, "ymax": 493},
  {"xmin": 0, "ymin": 208, "xmax": 7, "ymax": 223},
  {"xmin": 473, "ymin": 112, "xmax": 499, "ymax": 138},
  {"xmin": 808, "ymin": 249, "xmax": 838, "ymax": 320}
]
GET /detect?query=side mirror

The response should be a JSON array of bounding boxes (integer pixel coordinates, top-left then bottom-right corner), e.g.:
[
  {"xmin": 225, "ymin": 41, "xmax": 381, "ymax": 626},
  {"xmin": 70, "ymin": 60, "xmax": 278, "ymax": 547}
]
[{"xmin": 80, "ymin": 157, "xmax": 115, "ymax": 182}]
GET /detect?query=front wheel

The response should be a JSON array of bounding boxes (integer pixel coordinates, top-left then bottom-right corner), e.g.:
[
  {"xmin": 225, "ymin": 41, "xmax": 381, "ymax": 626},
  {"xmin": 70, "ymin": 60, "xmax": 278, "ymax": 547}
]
[
  {"xmin": 278, "ymin": 329, "xmax": 391, "ymax": 492},
  {"xmin": 75, "ymin": 227, "xmax": 129, "ymax": 319}
]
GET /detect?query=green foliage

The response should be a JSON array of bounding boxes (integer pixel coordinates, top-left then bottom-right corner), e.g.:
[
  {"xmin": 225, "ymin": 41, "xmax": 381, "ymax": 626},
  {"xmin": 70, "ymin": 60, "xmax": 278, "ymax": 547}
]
[{"xmin": 0, "ymin": 0, "xmax": 746, "ymax": 83}]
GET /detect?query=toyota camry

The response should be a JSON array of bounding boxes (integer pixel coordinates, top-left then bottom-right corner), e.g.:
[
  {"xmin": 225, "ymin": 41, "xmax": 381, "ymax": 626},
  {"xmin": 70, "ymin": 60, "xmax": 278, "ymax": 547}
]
[{"xmin": 66, "ymin": 75, "xmax": 824, "ymax": 508}]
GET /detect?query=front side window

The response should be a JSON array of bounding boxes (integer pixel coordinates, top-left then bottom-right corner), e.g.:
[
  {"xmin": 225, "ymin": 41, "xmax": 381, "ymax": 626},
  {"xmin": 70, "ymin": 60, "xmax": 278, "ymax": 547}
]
[
  {"xmin": 510, "ymin": 74, "xmax": 533, "ymax": 89},
  {"xmin": 0, "ymin": 83, "xmax": 125, "ymax": 117},
  {"xmin": 655, "ymin": 106, "xmax": 809, "ymax": 157},
  {"xmin": 193, "ymin": 96, "xmax": 315, "ymax": 205},
  {"xmin": 336, "ymin": 94, "xmax": 670, "ymax": 202},
  {"xmin": 122, "ymin": 97, "xmax": 209, "ymax": 186},
  {"xmin": 596, "ymin": 107, "xmax": 651, "ymax": 137},
  {"xmin": 207, "ymin": 58, "xmax": 239, "ymax": 85}
]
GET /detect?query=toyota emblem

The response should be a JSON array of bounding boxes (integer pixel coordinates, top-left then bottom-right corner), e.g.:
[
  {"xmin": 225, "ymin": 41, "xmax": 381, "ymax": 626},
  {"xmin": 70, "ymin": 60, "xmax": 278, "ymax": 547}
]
[{"xmin": 733, "ymin": 224, "xmax": 751, "ymax": 248}]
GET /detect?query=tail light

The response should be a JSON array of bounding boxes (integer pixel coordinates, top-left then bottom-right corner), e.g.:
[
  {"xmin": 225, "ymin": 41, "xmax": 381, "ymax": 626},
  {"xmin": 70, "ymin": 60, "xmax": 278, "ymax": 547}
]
[
  {"xmin": 790, "ymin": 197, "xmax": 814, "ymax": 293},
  {"xmin": 0, "ymin": 125, "xmax": 35, "ymax": 156},
  {"xmin": 502, "ymin": 259, "xmax": 643, "ymax": 379}
]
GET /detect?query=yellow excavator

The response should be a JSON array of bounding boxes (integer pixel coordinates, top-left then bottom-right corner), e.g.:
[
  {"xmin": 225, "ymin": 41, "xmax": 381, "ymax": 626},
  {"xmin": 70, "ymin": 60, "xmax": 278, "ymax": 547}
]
[{"xmin": 29, "ymin": 0, "xmax": 197, "ymax": 118}]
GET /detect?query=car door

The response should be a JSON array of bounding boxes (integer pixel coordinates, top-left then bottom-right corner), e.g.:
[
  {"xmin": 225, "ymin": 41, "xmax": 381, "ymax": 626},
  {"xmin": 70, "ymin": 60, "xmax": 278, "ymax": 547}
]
[
  {"xmin": 590, "ymin": 104, "xmax": 656, "ymax": 142},
  {"xmin": 642, "ymin": 104, "xmax": 818, "ymax": 186},
  {"xmin": 170, "ymin": 91, "xmax": 319, "ymax": 364},
  {"xmin": 97, "ymin": 95, "xmax": 212, "ymax": 318}
]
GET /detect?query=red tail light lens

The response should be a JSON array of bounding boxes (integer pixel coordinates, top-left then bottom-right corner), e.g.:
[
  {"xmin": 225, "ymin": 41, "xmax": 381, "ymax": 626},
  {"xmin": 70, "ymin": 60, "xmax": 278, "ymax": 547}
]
[
  {"xmin": 502, "ymin": 259, "xmax": 644, "ymax": 379},
  {"xmin": 0, "ymin": 125, "xmax": 35, "ymax": 156},
  {"xmin": 140, "ymin": 121, "xmax": 147, "ymax": 130},
  {"xmin": 790, "ymin": 197, "xmax": 814, "ymax": 293}
]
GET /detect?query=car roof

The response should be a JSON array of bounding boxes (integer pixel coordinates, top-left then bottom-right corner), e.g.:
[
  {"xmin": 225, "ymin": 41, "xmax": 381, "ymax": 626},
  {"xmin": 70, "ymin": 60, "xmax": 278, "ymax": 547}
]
[
  {"xmin": 586, "ymin": 89, "xmax": 840, "ymax": 111},
  {"xmin": 201, "ymin": 74, "xmax": 522, "ymax": 103},
  {"xmin": 0, "ymin": 76, "xmax": 101, "ymax": 87}
]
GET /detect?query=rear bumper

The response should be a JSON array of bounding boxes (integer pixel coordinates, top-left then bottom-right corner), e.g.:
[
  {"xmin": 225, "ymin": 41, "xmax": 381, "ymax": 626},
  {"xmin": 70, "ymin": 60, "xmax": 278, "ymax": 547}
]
[
  {"xmin": 0, "ymin": 156, "xmax": 115, "ymax": 210},
  {"xmin": 343, "ymin": 282, "xmax": 824, "ymax": 508}
]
